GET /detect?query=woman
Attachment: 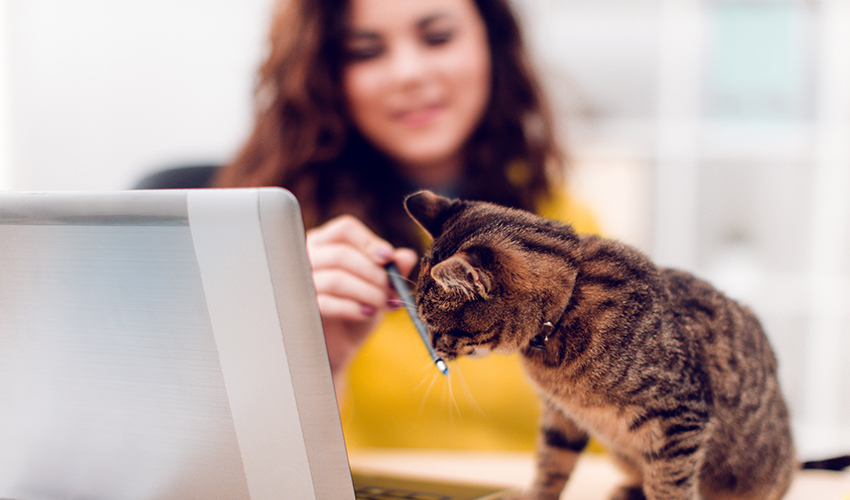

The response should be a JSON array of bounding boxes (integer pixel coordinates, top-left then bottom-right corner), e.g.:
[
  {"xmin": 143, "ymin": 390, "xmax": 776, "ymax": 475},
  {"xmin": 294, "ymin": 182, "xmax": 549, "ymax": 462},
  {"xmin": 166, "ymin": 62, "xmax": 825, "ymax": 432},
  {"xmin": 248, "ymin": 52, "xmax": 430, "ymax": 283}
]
[{"xmin": 215, "ymin": 0, "xmax": 598, "ymax": 450}]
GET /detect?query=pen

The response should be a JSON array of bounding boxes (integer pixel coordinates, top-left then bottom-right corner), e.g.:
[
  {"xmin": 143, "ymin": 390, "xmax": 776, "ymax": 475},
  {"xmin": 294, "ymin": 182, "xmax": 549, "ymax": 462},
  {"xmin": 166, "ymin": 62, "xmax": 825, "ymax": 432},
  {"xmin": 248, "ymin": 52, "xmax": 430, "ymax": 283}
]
[{"xmin": 385, "ymin": 262, "xmax": 449, "ymax": 376}]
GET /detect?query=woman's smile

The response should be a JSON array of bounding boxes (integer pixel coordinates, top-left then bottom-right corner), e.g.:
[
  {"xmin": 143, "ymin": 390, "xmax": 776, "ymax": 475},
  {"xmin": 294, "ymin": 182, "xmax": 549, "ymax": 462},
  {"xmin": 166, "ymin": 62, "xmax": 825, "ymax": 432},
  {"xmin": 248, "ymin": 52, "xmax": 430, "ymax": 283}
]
[{"xmin": 393, "ymin": 101, "xmax": 447, "ymax": 128}]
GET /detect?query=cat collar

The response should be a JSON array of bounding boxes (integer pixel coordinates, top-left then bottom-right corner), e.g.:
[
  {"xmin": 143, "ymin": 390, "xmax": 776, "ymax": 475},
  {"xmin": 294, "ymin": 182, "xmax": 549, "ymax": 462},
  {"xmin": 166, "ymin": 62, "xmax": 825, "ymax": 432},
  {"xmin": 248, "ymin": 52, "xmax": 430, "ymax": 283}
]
[{"xmin": 529, "ymin": 321, "xmax": 555, "ymax": 350}]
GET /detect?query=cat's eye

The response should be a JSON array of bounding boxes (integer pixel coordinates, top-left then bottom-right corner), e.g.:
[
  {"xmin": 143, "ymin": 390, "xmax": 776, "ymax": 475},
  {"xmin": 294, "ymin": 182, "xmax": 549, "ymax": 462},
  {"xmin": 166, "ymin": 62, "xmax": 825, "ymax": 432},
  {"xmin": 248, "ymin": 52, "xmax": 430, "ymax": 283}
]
[{"xmin": 448, "ymin": 328, "xmax": 473, "ymax": 338}]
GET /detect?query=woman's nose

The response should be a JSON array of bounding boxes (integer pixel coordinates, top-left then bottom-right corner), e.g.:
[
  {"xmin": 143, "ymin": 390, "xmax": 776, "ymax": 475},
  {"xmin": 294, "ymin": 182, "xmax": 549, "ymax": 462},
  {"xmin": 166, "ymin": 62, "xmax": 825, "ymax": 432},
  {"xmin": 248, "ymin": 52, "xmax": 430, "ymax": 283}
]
[{"xmin": 387, "ymin": 42, "xmax": 428, "ymax": 87}]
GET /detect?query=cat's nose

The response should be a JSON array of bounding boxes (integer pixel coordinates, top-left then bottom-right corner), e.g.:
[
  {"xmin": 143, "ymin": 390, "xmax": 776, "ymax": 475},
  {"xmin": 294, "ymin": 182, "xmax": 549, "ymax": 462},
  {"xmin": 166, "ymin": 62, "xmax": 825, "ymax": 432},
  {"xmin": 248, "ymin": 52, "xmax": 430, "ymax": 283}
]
[
  {"xmin": 431, "ymin": 333, "xmax": 456, "ymax": 359},
  {"xmin": 431, "ymin": 332, "xmax": 445, "ymax": 350}
]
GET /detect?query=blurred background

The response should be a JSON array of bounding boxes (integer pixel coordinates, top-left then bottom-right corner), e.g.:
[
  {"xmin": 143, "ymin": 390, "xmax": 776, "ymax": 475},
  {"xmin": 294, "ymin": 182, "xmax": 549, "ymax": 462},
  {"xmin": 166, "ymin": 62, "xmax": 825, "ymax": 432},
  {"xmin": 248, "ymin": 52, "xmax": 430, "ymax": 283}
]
[{"xmin": 1, "ymin": 0, "xmax": 848, "ymax": 458}]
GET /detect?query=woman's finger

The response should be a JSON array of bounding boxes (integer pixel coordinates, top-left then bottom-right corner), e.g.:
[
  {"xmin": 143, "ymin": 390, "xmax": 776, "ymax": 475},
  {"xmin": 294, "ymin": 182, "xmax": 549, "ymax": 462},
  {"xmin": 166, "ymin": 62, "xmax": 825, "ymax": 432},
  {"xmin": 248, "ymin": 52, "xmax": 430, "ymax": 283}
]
[
  {"xmin": 392, "ymin": 247, "xmax": 420, "ymax": 281},
  {"xmin": 308, "ymin": 243, "xmax": 389, "ymax": 289},
  {"xmin": 306, "ymin": 215, "xmax": 394, "ymax": 264},
  {"xmin": 315, "ymin": 293, "xmax": 378, "ymax": 322},
  {"xmin": 312, "ymin": 268, "xmax": 387, "ymax": 312}
]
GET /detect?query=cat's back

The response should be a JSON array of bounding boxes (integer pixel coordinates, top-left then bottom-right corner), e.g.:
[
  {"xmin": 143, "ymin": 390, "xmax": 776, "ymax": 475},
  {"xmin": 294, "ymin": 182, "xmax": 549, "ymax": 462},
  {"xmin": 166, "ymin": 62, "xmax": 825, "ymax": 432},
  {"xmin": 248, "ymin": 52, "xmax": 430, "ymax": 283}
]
[
  {"xmin": 656, "ymin": 270, "xmax": 795, "ymax": 499},
  {"xmin": 658, "ymin": 267, "xmax": 779, "ymax": 376},
  {"xmin": 574, "ymin": 235, "xmax": 779, "ymax": 377}
]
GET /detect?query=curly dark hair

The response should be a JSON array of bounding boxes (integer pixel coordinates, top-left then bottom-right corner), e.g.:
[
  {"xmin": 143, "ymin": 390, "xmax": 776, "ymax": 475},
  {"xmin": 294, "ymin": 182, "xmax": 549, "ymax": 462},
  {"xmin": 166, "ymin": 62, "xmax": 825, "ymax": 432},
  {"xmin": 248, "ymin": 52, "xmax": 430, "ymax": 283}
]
[{"xmin": 215, "ymin": 0, "xmax": 564, "ymax": 251}]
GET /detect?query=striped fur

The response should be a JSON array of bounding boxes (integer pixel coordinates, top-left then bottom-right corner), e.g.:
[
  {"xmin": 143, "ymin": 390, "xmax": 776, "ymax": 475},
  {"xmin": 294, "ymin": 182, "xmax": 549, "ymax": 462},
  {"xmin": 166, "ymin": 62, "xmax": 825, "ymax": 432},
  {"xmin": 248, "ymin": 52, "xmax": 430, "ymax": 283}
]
[{"xmin": 405, "ymin": 191, "xmax": 795, "ymax": 500}]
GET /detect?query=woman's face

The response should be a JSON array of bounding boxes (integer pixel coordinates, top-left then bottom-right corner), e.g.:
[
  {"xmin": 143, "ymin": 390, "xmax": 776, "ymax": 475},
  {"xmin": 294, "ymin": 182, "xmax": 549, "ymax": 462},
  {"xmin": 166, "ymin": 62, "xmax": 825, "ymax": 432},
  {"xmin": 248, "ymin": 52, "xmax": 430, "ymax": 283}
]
[{"xmin": 342, "ymin": 0, "xmax": 492, "ymax": 188}]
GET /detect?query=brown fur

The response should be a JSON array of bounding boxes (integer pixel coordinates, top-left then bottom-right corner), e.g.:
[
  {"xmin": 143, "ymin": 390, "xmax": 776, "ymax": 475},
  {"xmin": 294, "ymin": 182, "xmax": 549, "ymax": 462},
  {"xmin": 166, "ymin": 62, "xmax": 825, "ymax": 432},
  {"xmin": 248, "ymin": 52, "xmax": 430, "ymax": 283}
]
[{"xmin": 405, "ymin": 191, "xmax": 795, "ymax": 500}]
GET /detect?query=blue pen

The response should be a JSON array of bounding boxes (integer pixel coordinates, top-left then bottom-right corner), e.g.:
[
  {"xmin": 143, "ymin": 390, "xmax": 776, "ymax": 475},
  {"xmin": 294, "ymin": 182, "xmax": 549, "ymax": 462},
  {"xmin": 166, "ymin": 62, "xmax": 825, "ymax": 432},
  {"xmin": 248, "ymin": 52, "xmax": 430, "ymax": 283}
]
[{"xmin": 385, "ymin": 262, "xmax": 449, "ymax": 376}]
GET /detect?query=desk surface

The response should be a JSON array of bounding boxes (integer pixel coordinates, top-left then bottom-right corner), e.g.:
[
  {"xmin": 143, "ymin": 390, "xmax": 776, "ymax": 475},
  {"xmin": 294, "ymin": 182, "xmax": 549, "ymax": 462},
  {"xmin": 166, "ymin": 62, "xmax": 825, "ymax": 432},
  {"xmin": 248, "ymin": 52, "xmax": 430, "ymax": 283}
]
[{"xmin": 349, "ymin": 449, "xmax": 850, "ymax": 500}]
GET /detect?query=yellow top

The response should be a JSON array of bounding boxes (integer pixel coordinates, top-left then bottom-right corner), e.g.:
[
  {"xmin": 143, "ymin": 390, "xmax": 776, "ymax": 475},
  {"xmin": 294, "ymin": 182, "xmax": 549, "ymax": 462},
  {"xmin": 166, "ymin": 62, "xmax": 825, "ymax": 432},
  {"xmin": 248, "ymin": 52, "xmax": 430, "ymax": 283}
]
[{"xmin": 340, "ymin": 190, "xmax": 600, "ymax": 451}]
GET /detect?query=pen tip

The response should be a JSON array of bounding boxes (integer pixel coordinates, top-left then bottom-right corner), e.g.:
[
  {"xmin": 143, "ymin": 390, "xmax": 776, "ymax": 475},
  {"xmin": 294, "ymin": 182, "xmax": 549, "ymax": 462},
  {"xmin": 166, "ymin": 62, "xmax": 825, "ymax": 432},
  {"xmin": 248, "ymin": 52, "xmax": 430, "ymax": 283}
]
[{"xmin": 436, "ymin": 359, "xmax": 449, "ymax": 376}]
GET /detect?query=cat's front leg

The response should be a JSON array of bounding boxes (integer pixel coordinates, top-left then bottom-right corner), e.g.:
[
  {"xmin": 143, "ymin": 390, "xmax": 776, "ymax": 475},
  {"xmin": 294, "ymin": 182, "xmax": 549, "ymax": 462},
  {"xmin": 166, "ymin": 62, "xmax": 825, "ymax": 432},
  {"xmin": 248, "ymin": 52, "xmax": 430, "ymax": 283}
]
[
  {"xmin": 639, "ymin": 442, "xmax": 703, "ymax": 500},
  {"xmin": 514, "ymin": 402, "xmax": 589, "ymax": 500}
]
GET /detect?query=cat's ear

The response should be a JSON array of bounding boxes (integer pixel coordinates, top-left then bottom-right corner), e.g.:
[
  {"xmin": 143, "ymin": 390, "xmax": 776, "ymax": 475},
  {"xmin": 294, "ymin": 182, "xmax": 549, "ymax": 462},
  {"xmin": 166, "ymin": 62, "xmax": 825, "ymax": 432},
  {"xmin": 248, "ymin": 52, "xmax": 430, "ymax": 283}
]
[
  {"xmin": 404, "ymin": 190, "xmax": 457, "ymax": 239},
  {"xmin": 430, "ymin": 254, "xmax": 491, "ymax": 299}
]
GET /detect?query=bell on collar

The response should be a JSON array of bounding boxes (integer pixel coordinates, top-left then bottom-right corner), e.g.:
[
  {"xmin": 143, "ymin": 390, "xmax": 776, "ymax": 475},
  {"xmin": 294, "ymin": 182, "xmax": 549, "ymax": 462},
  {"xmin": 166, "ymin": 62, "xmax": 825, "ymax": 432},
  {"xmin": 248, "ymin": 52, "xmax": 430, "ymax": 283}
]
[{"xmin": 530, "ymin": 321, "xmax": 555, "ymax": 351}]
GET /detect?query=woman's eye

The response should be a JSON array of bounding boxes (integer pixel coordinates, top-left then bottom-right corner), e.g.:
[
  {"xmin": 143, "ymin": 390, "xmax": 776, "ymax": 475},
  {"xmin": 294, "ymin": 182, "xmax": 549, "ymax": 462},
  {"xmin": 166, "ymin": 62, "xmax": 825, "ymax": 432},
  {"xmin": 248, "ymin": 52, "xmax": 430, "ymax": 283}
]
[
  {"xmin": 345, "ymin": 41, "xmax": 384, "ymax": 62},
  {"xmin": 423, "ymin": 29, "xmax": 453, "ymax": 46}
]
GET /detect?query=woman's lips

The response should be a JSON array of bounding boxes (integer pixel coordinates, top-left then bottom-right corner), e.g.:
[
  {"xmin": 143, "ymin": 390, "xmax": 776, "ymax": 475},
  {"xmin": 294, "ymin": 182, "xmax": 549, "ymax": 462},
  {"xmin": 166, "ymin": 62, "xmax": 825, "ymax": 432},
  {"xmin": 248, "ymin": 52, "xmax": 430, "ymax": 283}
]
[{"xmin": 394, "ymin": 103, "xmax": 445, "ymax": 127}]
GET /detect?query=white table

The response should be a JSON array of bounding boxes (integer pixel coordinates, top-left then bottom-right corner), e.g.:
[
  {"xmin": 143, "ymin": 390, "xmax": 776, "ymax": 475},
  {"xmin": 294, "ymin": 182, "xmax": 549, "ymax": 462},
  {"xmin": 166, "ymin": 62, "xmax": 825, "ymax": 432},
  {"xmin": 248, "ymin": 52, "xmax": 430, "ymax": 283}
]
[{"xmin": 349, "ymin": 449, "xmax": 850, "ymax": 499}]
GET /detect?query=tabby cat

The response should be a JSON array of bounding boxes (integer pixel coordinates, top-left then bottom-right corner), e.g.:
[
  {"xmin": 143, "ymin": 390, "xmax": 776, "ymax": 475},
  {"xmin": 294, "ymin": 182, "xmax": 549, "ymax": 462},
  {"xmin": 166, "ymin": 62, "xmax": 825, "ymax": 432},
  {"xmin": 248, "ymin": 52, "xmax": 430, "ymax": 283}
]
[{"xmin": 404, "ymin": 190, "xmax": 795, "ymax": 500}]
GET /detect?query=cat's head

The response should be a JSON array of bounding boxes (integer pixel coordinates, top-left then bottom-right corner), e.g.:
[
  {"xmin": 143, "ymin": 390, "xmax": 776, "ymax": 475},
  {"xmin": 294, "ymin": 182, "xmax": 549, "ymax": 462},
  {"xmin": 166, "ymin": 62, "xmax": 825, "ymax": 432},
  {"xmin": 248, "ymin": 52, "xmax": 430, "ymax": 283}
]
[{"xmin": 405, "ymin": 190, "xmax": 579, "ymax": 360}]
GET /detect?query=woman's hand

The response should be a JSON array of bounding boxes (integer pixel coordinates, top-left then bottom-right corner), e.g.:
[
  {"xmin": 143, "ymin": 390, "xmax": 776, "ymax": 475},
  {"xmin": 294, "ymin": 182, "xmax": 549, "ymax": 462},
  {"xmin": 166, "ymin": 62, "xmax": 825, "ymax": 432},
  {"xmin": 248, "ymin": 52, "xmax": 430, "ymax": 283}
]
[{"xmin": 306, "ymin": 215, "xmax": 418, "ymax": 375}]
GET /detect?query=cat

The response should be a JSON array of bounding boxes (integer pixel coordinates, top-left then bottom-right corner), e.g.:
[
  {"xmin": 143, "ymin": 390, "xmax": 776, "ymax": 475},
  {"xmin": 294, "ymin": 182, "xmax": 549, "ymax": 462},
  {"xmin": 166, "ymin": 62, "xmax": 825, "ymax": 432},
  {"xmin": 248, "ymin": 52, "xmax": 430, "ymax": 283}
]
[{"xmin": 404, "ymin": 190, "xmax": 796, "ymax": 500}]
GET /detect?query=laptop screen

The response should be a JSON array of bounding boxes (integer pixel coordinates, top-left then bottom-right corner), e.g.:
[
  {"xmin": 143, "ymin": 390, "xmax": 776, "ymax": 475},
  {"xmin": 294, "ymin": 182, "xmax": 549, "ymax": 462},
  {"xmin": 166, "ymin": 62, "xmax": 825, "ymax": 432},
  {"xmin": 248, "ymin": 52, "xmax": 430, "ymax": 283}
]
[
  {"xmin": 0, "ymin": 189, "xmax": 353, "ymax": 500},
  {"xmin": 0, "ymin": 220, "xmax": 248, "ymax": 499}
]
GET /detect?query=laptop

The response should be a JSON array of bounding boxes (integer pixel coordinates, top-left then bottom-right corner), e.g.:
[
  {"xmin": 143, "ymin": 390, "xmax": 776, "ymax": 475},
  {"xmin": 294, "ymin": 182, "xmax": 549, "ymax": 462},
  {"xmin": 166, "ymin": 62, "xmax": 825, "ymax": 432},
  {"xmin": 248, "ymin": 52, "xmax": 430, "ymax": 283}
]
[{"xmin": 0, "ymin": 188, "xmax": 510, "ymax": 500}]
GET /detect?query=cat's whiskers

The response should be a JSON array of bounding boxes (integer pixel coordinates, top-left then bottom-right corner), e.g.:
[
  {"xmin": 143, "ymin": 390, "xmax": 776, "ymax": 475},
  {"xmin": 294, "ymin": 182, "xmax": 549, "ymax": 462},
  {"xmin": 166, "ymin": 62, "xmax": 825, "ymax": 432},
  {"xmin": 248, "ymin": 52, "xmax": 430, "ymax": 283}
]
[
  {"xmin": 394, "ymin": 273, "xmax": 417, "ymax": 288},
  {"xmin": 444, "ymin": 372, "xmax": 462, "ymax": 420},
  {"xmin": 388, "ymin": 285, "xmax": 482, "ymax": 420},
  {"xmin": 414, "ymin": 359, "xmax": 465, "ymax": 419},
  {"xmin": 418, "ymin": 359, "xmax": 487, "ymax": 421},
  {"xmin": 412, "ymin": 357, "xmax": 440, "ymax": 392},
  {"xmin": 392, "ymin": 296, "xmax": 417, "ymax": 308},
  {"xmin": 418, "ymin": 369, "xmax": 441, "ymax": 416},
  {"xmin": 451, "ymin": 361, "xmax": 486, "ymax": 417}
]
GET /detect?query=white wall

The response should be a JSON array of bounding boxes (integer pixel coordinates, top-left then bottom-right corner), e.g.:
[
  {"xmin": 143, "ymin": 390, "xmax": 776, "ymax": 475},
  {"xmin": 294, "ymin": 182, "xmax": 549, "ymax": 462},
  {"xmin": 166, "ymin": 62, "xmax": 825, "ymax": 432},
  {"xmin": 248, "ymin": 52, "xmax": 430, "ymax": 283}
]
[
  {"xmin": 0, "ymin": 0, "xmax": 13, "ymax": 189},
  {"xmin": 4, "ymin": 0, "xmax": 274, "ymax": 191}
]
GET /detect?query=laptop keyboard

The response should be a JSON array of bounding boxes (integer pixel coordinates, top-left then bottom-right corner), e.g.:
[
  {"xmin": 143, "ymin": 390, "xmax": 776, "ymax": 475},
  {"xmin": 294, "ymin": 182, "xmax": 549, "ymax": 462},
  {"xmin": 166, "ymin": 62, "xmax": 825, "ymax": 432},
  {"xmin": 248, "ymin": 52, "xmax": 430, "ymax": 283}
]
[{"xmin": 354, "ymin": 484, "xmax": 452, "ymax": 500}]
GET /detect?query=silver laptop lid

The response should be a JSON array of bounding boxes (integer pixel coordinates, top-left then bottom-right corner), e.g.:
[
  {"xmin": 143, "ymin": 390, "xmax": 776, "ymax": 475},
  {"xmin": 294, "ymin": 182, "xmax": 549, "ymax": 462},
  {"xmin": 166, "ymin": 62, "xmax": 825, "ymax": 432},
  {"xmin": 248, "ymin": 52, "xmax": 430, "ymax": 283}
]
[{"xmin": 0, "ymin": 188, "xmax": 353, "ymax": 500}]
